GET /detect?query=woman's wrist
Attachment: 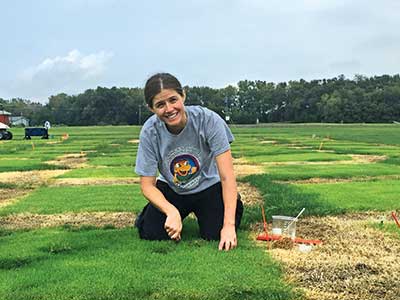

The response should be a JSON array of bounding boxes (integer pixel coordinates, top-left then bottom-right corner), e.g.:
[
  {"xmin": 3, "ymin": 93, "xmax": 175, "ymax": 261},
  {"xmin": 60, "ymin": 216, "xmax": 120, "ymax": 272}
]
[
  {"xmin": 165, "ymin": 205, "xmax": 180, "ymax": 217},
  {"xmin": 223, "ymin": 221, "xmax": 235, "ymax": 227}
]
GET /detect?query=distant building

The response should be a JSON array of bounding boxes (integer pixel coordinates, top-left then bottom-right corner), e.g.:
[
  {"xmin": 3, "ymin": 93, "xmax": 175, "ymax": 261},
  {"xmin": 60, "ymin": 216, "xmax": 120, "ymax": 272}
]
[
  {"xmin": 10, "ymin": 116, "xmax": 30, "ymax": 127},
  {"xmin": 0, "ymin": 110, "xmax": 11, "ymax": 125}
]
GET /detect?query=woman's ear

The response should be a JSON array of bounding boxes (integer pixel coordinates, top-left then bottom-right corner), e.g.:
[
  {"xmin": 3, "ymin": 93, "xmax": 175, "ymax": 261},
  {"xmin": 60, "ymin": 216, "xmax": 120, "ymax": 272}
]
[
  {"xmin": 182, "ymin": 90, "xmax": 186, "ymax": 103},
  {"xmin": 147, "ymin": 104, "xmax": 155, "ymax": 113}
]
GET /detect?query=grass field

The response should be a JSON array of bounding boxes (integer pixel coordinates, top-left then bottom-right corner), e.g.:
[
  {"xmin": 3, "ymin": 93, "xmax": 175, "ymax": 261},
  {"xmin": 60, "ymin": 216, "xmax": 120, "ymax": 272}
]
[{"xmin": 1, "ymin": 123, "xmax": 400, "ymax": 300}]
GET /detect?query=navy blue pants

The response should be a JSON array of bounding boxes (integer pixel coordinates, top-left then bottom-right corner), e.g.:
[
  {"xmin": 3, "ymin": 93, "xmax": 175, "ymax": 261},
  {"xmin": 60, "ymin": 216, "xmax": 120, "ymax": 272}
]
[{"xmin": 135, "ymin": 181, "xmax": 243, "ymax": 240}]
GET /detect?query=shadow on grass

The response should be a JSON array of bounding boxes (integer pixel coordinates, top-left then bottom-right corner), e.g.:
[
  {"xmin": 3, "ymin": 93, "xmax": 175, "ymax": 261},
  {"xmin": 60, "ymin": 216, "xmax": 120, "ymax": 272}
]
[
  {"xmin": 379, "ymin": 155, "xmax": 400, "ymax": 165},
  {"xmin": 0, "ymin": 257, "xmax": 33, "ymax": 270}
]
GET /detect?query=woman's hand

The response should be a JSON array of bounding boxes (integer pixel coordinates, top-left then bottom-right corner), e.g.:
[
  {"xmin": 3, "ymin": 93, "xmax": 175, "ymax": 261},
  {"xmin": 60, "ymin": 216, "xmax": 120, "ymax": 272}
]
[
  {"xmin": 164, "ymin": 208, "xmax": 182, "ymax": 241},
  {"xmin": 219, "ymin": 224, "xmax": 237, "ymax": 251},
  {"xmin": 140, "ymin": 177, "xmax": 183, "ymax": 241},
  {"xmin": 215, "ymin": 150, "xmax": 238, "ymax": 251}
]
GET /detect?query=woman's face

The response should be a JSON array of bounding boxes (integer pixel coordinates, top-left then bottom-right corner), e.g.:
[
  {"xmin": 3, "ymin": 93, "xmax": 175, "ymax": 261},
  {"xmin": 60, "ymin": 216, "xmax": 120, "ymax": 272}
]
[{"xmin": 150, "ymin": 89, "xmax": 187, "ymax": 133}]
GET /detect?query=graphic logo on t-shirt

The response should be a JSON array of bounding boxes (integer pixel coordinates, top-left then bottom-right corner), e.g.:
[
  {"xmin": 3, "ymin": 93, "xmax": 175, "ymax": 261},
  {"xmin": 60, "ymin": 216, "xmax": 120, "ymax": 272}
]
[
  {"xmin": 166, "ymin": 146, "xmax": 202, "ymax": 190},
  {"xmin": 170, "ymin": 154, "xmax": 199, "ymax": 185}
]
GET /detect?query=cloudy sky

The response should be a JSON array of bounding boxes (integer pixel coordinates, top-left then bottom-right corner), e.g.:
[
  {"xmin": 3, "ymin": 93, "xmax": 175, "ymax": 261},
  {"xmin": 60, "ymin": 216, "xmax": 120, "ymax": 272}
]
[{"xmin": 1, "ymin": 0, "xmax": 399, "ymax": 103}]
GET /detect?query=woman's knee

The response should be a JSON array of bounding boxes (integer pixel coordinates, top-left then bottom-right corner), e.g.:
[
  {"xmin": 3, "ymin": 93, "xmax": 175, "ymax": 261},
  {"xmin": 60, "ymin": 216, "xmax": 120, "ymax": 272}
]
[{"xmin": 135, "ymin": 204, "xmax": 169, "ymax": 240}]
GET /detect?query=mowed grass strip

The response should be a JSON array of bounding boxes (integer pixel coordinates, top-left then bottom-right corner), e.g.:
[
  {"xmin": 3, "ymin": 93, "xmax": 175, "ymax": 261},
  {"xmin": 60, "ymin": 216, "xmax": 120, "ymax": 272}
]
[
  {"xmin": 88, "ymin": 156, "xmax": 135, "ymax": 167},
  {"xmin": 0, "ymin": 159, "xmax": 69, "ymax": 172},
  {"xmin": 245, "ymin": 152, "xmax": 351, "ymax": 163},
  {"xmin": 243, "ymin": 175, "xmax": 400, "ymax": 222},
  {"xmin": 303, "ymin": 142, "xmax": 400, "ymax": 156},
  {"xmin": 292, "ymin": 179, "xmax": 400, "ymax": 211},
  {"xmin": 57, "ymin": 167, "xmax": 136, "ymax": 178},
  {"xmin": 232, "ymin": 124, "xmax": 400, "ymax": 145},
  {"xmin": 0, "ymin": 226, "xmax": 296, "ymax": 300},
  {"xmin": 265, "ymin": 163, "xmax": 400, "ymax": 181},
  {"xmin": 0, "ymin": 185, "xmax": 146, "ymax": 215}
]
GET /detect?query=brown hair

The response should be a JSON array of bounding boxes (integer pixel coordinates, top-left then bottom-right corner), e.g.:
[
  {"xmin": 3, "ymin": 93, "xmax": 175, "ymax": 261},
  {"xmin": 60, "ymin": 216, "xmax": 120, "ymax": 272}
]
[{"xmin": 144, "ymin": 73, "xmax": 184, "ymax": 108}]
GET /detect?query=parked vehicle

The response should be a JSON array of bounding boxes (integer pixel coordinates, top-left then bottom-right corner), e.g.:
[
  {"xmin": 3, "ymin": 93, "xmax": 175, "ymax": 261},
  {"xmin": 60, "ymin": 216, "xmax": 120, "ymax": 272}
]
[
  {"xmin": 24, "ymin": 127, "xmax": 49, "ymax": 139},
  {"xmin": 0, "ymin": 122, "xmax": 13, "ymax": 140}
]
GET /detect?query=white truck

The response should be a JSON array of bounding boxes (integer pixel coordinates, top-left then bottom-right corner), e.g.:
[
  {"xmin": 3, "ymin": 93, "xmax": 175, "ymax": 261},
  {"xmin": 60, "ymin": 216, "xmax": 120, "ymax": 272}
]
[{"xmin": 0, "ymin": 122, "xmax": 13, "ymax": 140}]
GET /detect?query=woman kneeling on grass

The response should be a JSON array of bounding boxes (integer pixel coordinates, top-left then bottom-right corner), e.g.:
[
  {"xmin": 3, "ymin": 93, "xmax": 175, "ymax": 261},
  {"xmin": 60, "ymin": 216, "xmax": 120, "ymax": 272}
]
[{"xmin": 134, "ymin": 73, "xmax": 243, "ymax": 251}]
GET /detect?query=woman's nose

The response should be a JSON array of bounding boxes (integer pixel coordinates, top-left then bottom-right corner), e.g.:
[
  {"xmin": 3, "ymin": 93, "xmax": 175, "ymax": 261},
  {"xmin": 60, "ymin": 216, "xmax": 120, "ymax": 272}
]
[{"xmin": 165, "ymin": 102, "xmax": 173, "ymax": 112}]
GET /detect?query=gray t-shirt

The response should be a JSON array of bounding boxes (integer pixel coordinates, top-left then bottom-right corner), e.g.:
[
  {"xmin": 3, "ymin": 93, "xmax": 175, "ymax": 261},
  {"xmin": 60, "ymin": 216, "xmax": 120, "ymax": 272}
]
[{"xmin": 135, "ymin": 106, "xmax": 234, "ymax": 195}]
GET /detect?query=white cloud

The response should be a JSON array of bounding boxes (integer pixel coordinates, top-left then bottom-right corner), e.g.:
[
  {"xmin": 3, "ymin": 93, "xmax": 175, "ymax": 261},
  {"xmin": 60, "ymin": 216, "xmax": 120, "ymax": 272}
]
[
  {"xmin": 20, "ymin": 49, "xmax": 113, "ymax": 82},
  {"xmin": 5, "ymin": 49, "xmax": 113, "ymax": 102}
]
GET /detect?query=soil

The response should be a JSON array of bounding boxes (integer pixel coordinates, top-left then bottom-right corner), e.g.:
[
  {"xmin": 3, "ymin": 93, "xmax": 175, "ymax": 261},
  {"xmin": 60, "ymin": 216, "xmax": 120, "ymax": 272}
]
[
  {"xmin": 0, "ymin": 212, "xmax": 135, "ymax": 229},
  {"xmin": 254, "ymin": 212, "xmax": 400, "ymax": 300},
  {"xmin": 272, "ymin": 237, "xmax": 295, "ymax": 249}
]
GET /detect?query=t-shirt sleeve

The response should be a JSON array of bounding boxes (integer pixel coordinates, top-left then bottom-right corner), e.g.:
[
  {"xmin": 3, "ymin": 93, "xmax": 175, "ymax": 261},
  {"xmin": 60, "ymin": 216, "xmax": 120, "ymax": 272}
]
[
  {"xmin": 205, "ymin": 111, "xmax": 234, "ymax": 157},
  {"xmin": 135, "ymin": 127, "xmax": 158, "ymax": 177}
]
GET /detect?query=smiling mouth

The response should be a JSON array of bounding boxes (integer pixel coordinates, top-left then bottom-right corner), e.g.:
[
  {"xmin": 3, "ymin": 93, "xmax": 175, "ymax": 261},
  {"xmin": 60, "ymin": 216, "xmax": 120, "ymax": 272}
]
[{"xmin": 165, "ymin": 112, "xmax": 178, "ymax": 120}]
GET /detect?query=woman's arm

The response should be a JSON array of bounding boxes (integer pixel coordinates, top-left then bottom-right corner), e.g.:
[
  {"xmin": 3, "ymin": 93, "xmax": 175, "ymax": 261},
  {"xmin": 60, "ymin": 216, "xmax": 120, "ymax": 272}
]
[
  {"xmin": 215, "ymin": 150, "xmax": 238, "ymax": 251},
  {"xmin": 140, "ymin": 176, "xmax": 182, "ymax": 241}
]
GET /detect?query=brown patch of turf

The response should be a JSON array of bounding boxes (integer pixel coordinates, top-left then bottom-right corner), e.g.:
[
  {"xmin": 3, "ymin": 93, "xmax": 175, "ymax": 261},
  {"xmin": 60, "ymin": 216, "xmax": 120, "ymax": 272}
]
[
  {"xmin": 254, "ymin": 212, "xmax": 400, "ymax": 300},
  {"xmin": 0, "ymin": 212, "xmax": 136, "ymax": 230},
  {"xmin": 279, "ymin": 175, "xmax": 400, "ymax": 185},
  {"xmin": 46, "ymin": 153, "xmax": 88, "ymax": 169},
  {"xmin": 51, "ymin": 178, "xmax": 140, "ymax": 186},
  {"xmin": 237, "ymin": 182, "xmax": 263, "ymax": 206},
  {"xmin": 0, "ymin": 170, "xmax": 69, "ymax": 187},
  {"xmin": 233, "ymin": 158, "xmax": 264, "ymax": 177},
  {"xmin": 0, "ymin": 189, "xmax": 31, "ymax": 208}
]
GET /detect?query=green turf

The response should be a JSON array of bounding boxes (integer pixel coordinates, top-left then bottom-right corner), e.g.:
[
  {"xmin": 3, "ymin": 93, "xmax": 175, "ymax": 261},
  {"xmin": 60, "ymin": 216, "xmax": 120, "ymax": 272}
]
[
  {"xmin": 0, "ymin": 159, "xmax": 68, "ymax": 172},
  {"xmin": 373, "ymin": 222, "xmax": 400, "ymax": 238},
  {"xmin": 242, "ymin": 175, "xmax": 400, "ymax": 224},
  {"xmin": 231, "ymin": 123, "xmax": 400, "ymax": 146},
  {"xmin": 3, "ymin": 123, "xmax": 400, "ymax": 299},
  {"xmin": 57, "ymin": 167, "xmax": 136, "ymax": 178},
  {"xmin": 244, "ymin": 152, "xmax": 351, "ymax": 163},
  {"xmin": 88, "ymin": 156, "xmax": 136, "ymax": 167},
  {"xmin": 292, "ymin": 179, "xmax": 400, "ymax": 212},
  {"xmin": 381, "ymin": 156, "xmax": 400, "ymax": 165},
  {"xmin": 0, "ymin": 225, "xmax": 296, "ymax": 300},
  {"xmin": 0, "ymin": 183, "xmax": 18, "ymax": 189},
  {"xmin": 0, "ymin": 185, "xmax": 146, "ymax": 216},
  {"xmin": 265, "ymin": 163, "xmax": 400, "ymax": 181}
]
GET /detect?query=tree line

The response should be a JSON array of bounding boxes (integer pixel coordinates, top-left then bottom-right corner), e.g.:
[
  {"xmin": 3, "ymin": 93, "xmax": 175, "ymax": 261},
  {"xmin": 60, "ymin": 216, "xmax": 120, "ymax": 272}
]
[{"xmin": 1, "ymin": 74, "xmax": 400, "ymax": 126}]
